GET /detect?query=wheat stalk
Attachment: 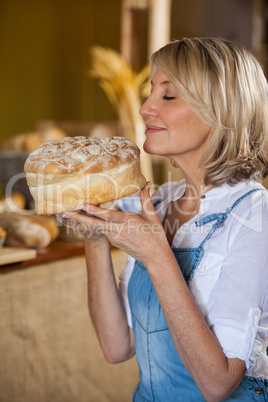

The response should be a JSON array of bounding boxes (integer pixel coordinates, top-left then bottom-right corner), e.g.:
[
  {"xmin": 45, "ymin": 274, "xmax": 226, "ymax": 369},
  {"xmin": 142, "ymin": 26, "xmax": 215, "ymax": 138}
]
[{"xmin": 89, "ymin": 46, "xmax": 154, "ymax": 182}]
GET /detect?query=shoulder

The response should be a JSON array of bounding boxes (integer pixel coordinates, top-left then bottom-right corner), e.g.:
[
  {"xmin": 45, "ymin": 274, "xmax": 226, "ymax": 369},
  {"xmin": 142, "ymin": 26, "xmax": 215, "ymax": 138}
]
[
  {"xmin": 225, "ymin": 181, "xmax": 268, "ymax": 227},
  {"xmin": 209, "ymin": 180, "xmax": 268, "ymax": 219},
  {"xmin": 219, "ymin": 182, "xmax": 268, "ymax": 264}
]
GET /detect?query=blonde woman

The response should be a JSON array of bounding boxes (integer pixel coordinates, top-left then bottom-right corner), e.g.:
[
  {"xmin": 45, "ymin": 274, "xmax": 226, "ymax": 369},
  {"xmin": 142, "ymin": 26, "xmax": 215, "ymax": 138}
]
[{"xmin": 62, "ymin": 38, "xmax": 268, "ymax": 401}]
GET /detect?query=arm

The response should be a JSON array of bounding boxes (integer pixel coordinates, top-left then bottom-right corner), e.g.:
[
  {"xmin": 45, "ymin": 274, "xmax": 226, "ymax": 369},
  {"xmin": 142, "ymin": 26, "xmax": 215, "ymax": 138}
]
[
  {"xmin": 85, "ymin": 237, "xmax": 135, "ymax": 363},
  {"xmin": 62, "ymin": 215, "xmax": 135, "ymax": 363},
  {"xmin": 146, "ymin": 248, "xmax": 246, "ymax": 402}
]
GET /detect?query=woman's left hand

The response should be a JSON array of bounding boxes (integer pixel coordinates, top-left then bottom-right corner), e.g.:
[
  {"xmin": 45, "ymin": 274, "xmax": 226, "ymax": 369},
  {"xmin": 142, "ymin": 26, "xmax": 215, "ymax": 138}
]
[{"xmin": 61, "ymin": 183, "xmax": 168, "ymax": 265}]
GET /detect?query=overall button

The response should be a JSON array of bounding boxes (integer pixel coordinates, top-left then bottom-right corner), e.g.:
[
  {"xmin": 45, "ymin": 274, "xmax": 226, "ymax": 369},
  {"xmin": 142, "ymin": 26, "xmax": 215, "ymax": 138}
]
[
  {"xmin": 254, "ymin": 386, "xmax": 264, "ymax": 396},
  {"xmin": 254, "ymin": 309, "xmax": 260, "ymax": 316}
]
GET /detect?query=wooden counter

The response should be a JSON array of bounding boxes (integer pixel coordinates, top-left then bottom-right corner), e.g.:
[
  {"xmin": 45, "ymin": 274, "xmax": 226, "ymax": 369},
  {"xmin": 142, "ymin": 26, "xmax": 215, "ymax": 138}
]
[
  {"xmin": 0, "ymin": 243, "xmax": 138, "ymax": 402},
  {"xmin": 0, "ymin": 241, "xmax": 85, "ymax": 273}
]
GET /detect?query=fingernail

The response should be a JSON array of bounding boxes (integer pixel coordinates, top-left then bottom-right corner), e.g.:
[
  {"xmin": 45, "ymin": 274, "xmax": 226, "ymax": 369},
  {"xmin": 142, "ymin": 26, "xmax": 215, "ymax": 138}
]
[{"xmin": 82, "ymin": 203, "xmax": 94, "ymax": 210}]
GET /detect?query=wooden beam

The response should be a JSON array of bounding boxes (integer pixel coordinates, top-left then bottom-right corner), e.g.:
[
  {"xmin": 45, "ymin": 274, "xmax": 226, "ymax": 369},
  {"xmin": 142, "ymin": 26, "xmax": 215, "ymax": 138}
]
[{"xmin": 148, "ymin": 0, "xmax": 172, "ymax": 57}]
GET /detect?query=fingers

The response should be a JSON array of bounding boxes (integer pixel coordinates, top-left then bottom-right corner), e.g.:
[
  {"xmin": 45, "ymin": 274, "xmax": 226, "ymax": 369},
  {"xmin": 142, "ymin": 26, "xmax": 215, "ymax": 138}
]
[
  {"xmin": 61, "ymin": 210, "xmax": 91, "ymax": 230},
  {"xmin": 139, "ymin": 182, "xmax": 156, "ymax": 215},
  {"xmin": 62, "ymin": 206, "xmax": 110, "ymax": 223},
  {"xmin": 79, "ymin": 182, "xmax": 155, "ymax": 222},
  {"xmin": 61, "ymin": 180, "xmax": 155, "ymax": 228},
  {"xmin": 61, "ymin": 210, "xmax": 108, "ymax": 238},
  {"xmin": 61, "ymin": 208, "xmax": 125, "ymax": 235},
  {"xmin": 81, "ymin": 204, "xmax": 129, "ymax": 224}
]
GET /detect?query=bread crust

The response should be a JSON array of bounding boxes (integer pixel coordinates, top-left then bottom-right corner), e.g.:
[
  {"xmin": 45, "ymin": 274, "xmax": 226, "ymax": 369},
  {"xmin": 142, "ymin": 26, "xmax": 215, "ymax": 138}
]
[{"xmin": 24, "ymin": 136, "xmax": 146, "ymax": 214}]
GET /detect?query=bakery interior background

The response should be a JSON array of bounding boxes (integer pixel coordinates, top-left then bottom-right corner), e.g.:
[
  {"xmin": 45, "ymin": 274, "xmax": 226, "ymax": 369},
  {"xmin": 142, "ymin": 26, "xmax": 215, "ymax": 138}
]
[
  {"xmin": 0, "ymin": 1, "xmax": 268, "ymax": 401},
  {"xmin": 0, "ymin": 0, "xmax": 267, "ymax": 186}
]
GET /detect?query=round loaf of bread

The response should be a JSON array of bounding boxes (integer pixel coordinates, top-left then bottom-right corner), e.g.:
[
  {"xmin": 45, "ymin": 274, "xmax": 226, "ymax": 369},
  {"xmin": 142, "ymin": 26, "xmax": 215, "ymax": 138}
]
[{"xmin": 24, "ymin": 136, "xmax": 146, "ymax": 215}]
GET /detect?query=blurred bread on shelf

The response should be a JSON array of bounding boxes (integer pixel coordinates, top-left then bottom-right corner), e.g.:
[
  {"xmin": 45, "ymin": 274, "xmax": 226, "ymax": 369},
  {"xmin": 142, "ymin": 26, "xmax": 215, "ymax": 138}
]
[
  {"xmin": 36, "ymin": 120, "xmax": 121, "ymax": 139},
  {"xmin": 0, "ymin": 226, "xmax": 7, "ymax": 248},
  {"xmin": 0, "ymin": 126, "xmax": 67, "ymax": 208},
  {"xmin": 0, "ymin": 212, "xmax": 59, "ymax": 249},
  {"xmin": 1, "ymin": 126, "xmax": 66, "ymax": 153},
  {"xmin": 0, "ymin": 190, "xmax": 59, "ymax": 249},
  {"xmin": 10, "ymin": 192, "xmax": 27, "ymax": 210},
  {"xmin": 0, "ymin": 192, "xmax": 27, "ymax": 213},
  {"xmin": 0, "ymin": 150, "xmax": 34, "ymax": 208},
  {"xmin": 0, "ymin": 121, "xmax": 121, "ymax": 154}
]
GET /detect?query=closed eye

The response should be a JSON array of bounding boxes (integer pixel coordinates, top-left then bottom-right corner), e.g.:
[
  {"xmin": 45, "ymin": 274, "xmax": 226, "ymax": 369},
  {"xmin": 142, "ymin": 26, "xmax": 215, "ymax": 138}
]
[{"xmin": 163, "ymin": 95, "xmax": 176, "ymax": 101}]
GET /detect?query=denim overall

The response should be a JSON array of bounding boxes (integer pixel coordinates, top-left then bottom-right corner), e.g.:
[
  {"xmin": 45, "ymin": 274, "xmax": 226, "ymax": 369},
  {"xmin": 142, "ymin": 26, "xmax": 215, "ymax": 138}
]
[{"xmin": 128, "ymin": 188, "xmax": 268, "ymax": 401}]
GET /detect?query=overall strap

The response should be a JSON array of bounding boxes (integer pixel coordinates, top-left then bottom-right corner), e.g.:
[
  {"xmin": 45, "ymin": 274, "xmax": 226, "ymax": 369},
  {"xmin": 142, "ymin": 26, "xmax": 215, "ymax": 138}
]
[
  {"xmin": 195, "ymin": 187, "xmax": 265, "ymax": 247},
  {"xmin": 153, "ymin": 199, "xmax": 163, "ymax": 209}
]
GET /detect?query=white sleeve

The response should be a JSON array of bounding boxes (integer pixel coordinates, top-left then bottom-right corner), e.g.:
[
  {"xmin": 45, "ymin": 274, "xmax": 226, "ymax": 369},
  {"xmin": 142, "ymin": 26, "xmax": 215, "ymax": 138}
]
[
  {"xmin": 206, "ymin": 195, "xmax": 268, "ymax": 370},
  {"xmin": 118, "ymin": 255, "xmax": 136, "ymax": 328}
]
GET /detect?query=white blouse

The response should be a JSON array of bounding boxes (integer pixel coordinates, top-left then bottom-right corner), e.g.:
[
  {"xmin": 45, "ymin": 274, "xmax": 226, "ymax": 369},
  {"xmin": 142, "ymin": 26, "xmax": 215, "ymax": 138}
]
[{"xmin": 118, "ymin": 179, "xmax": 268, "ymax": 380}]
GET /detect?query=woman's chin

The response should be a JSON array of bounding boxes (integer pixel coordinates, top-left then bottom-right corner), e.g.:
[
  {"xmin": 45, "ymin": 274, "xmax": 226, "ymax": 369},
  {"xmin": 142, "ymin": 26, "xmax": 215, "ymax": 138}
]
[{"xmin": 143, "ymin": 139, "xmax": 163, "ymax": 156}]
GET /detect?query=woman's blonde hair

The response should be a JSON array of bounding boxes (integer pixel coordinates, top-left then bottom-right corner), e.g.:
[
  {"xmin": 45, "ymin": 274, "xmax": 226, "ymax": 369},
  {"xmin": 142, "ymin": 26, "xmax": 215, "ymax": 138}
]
[{"xmin": 151, "ymin": 37, "xmax": 268, "ymax": 186}]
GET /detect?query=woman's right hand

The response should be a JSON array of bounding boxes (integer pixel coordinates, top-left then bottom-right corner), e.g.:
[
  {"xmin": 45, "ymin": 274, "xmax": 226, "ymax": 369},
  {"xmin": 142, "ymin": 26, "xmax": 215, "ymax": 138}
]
[{"xmin": 59, "ymin": 209, "xmax": 107, "ymax": 245}]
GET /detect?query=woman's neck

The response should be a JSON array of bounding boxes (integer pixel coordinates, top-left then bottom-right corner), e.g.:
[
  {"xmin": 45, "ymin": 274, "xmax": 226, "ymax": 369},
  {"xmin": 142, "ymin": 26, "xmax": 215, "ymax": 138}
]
[
  {"xmin": 180, "ymin": 168, "xmax": 212, "ymax": 200},
  {"xmin": 171, "ymin": 151, "xmax": 212, "ymax": 198}
]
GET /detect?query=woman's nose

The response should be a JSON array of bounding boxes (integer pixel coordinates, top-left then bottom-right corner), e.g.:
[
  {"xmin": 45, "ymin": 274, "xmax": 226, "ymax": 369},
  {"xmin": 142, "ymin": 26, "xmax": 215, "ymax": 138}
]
[{"xmin": 139, "ymin": 96, "xmax": 158, "ymax": 118}]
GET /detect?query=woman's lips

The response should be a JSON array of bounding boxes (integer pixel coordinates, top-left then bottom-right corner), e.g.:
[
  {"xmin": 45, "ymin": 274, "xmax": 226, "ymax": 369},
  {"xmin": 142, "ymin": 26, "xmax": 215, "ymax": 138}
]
[{"xmin": 145, "ymin": 125, "xmax": 166, "ymax": 135}]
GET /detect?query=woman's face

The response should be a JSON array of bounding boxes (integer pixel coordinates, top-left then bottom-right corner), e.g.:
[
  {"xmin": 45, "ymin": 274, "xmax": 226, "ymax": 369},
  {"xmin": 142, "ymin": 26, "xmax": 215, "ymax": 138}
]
[{"xmin": 139, "ymin": 69, "xmax": 212, "ymax": 165}]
